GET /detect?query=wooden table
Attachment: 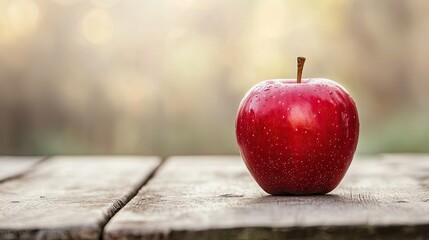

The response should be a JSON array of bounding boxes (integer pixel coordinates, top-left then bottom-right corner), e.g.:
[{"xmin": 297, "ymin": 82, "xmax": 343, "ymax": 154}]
[{"xmin": 1, "ymin": 155, "xmax": 428, "ymax": 240}]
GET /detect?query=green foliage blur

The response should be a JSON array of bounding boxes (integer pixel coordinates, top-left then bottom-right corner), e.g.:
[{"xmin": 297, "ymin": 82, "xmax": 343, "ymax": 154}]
[{"xmin": 1, "ymin": 0, "xmax": 428, "ymax": 156}]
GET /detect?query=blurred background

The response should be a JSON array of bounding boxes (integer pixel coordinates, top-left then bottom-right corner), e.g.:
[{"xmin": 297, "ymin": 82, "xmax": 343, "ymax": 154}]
[{"xmin": 0, "ymin": 0, "xmax": 428, "ymax": 157}]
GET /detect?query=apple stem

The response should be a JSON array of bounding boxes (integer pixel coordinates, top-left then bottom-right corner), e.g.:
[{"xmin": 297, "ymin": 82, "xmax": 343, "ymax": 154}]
[{"xmin": 297, "ymin": 57, "xmax": 306, "ymax": 83}]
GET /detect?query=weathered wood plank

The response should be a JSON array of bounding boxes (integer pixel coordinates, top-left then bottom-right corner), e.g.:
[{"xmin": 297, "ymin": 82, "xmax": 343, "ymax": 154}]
[
  {"xmin": 0, "ymin": 156, "xmax": 43, "ymax": 183},
  {"xmin": 0, "ymin": 156, "xmax": 160, "ymax": 240},
  {"xmin": 105, "ymin": 155, "xmax": 429, "ymax": 240}
]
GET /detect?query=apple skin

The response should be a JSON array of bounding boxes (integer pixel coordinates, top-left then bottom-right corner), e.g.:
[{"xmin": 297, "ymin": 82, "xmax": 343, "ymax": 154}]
[{"xmin": 236, "ymin": 78, "xmax": 359, "ymax": 195}]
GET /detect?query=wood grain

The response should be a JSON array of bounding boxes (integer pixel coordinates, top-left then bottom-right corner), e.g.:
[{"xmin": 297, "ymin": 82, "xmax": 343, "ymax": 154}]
[
  {"xmin": 105, "ymin": 155, "xmax": 429, "ymax": 240},
  {"xmin": 0, "ymin": 156, "xmax": 160, "ymax": 240},
  {"xmin": 0, "ymin": 156, "xmax": 43, "ymax": 183}
]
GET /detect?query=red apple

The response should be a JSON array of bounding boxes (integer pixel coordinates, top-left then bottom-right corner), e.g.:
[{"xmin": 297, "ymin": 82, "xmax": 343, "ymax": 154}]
[{"xmin": 236, "ymin": 57, "xmax": 359, "ymax": 195}]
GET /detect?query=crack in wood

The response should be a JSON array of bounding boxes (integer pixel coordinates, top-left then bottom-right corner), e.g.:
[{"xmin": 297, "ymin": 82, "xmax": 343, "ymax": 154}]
[
  {"xmin": 98, "ymin": 159, "xmax": 165, "ymax": 240},
  {"xmin": 0, "ymin": 156, "xmax": 48, "ymax": 184}
]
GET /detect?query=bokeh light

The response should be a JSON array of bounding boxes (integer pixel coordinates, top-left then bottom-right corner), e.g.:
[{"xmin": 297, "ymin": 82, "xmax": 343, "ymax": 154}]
[
  {"xmin": 0, "ymin": 0, "xmax": 40, "ymax": 44},
  {"xmin": 81, "ymin": 9, "xmax": 113, "ymax": 44}
]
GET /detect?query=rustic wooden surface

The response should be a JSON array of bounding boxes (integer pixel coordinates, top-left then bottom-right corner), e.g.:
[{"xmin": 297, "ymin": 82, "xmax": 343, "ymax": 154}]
[
  {"xmin": 105, "ymin": 155, "xmax": 429, "ymax": 240},
  {"xmin": 0, "ymin": 156, "xmax": 160, "ymax": 240},
  {"xmin": 0, "ymin": 157, "xmax": 44, "ymax": 183}
]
